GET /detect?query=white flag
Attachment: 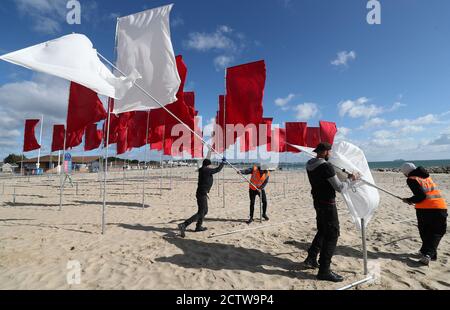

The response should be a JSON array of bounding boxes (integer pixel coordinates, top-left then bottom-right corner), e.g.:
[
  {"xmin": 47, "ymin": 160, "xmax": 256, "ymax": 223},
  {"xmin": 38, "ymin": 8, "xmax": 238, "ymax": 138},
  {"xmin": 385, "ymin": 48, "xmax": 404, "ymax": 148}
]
[
  {"xmin": 289, "ymin": 142, "xmax": 380, "ymax": 230},
  {"xmin": 0, "ymin": 34, "xmax": 139, "ymax": 99},
  {"xmin": 113, "ymin": 4, "xmax": 181, "ymax": 114}
]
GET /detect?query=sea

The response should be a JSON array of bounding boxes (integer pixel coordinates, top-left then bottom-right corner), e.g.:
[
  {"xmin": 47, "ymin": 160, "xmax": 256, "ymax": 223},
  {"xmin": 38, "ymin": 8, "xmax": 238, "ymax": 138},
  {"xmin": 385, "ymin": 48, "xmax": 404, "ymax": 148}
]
[{"xmin": 276, "ymin": 159, "xmax": 450, "ymax": 171}]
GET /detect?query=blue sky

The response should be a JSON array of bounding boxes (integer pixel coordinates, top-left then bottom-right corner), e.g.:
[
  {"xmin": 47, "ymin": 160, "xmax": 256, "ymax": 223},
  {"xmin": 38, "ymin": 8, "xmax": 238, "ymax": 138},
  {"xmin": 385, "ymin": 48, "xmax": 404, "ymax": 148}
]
[{"xmin": 1, "ymin": 0, "xmax": 450, "ymax": 162}]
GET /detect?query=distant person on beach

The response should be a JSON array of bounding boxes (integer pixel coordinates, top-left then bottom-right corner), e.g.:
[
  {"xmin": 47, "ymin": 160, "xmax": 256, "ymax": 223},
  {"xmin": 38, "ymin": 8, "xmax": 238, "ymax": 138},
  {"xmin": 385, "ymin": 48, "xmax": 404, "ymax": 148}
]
[
  {"xmin": 239, "ymin": 164, "xmax": 270, "ymax": 224},
  {"xmin": 400, "ymin": 163, "xmax": 448, "ymax": 266},
  {"xmin": 304, "ymin": 142, "xmax": 358, "ymax": 283},
  {"xmin": 178, "ymin": 158, "xmax": 225, "ymax": 238}
]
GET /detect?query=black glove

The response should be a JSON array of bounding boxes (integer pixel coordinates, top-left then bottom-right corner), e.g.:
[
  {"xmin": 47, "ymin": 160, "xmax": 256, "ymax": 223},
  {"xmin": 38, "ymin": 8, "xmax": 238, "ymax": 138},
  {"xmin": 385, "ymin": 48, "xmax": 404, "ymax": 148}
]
[{"xmin": 222, "ymin": 157, "xmax": 227, "ymax": 163}]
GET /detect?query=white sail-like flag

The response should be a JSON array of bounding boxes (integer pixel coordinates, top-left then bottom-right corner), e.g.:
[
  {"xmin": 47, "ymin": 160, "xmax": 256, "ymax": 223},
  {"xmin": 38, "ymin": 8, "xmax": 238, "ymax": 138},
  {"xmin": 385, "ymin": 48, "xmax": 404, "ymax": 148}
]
[
  {"xmin": 113, "ymin": 4, "xmax": 181, "ymax": 114},
  {"xmin": 0, "ymin": 34, "xmax": 140, "ymax": 99},
  {"xmin": 290, "ymin": 141, "xmax": 380, "ymax": 230}
]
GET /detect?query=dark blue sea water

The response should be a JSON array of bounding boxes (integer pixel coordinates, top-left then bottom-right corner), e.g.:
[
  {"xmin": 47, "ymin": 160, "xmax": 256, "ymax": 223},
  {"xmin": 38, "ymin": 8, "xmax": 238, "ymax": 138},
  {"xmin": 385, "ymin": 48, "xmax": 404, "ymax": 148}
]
[{"xmin": 277, "ymin": 159, "xmax": 450, "ymax": 170}]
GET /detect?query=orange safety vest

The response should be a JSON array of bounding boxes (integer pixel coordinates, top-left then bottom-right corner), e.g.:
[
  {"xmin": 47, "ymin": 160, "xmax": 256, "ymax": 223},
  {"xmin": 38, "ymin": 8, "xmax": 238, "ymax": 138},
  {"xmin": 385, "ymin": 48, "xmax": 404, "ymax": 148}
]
[
  {"xmin": 408, "ymin": 176, "xmax": 447, "ymax": 210},
  {"xmin": 249, "ymin": 166, "xmax": 270, "ymax": 191}
]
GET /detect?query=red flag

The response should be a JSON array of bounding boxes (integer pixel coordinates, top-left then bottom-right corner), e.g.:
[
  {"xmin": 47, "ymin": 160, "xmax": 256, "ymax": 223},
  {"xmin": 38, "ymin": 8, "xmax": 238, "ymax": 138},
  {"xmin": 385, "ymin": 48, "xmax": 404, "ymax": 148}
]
[
  {"xmin": 240, "ymin": 118, "xmax": 273, "ymax": 152},
  {"xmin": 23, "ymin": 119, "xmax": 41, "ymax": 152},
  {"xmin": 67, "ymin": 82, "xmax": 107, "ymax": 133},
  {"xmin": 66, "ymin": 128, "xmax": 84, "ymax": 150},
  {"xmin": 117, "ymin": 112, "xmax": 132, "ymax": 155},
  {"xmin": 286, "ymin": 122, "xmax": 307, "ymax": 153},
  {"xmin": 127, "ymin": 111, "xmax": 149, "ymax": 149},
  {"xmin": 306, "ymin": 127, "xmax": 321, "ymax": 148},
  {"xmin": 319, "ymin": 121, "xmax": 338, "ymax": 145},
  {"xmin": 51, "ymin": 125, "xmax": 65, "ymax": 152},
  {"xmin": 272, "ymin": 128, "xmax": 287, "ymax": 153},
  {"xmin": 191, "ymin": 114, "xmax": 203, "ymax": 158},
  {"xmin": 225, "ymin": 60, "xmax": 266, "ymax": 127},
  {"xmin": 85, "ymin": 124, "xmax": 103, "ymax": 151}
]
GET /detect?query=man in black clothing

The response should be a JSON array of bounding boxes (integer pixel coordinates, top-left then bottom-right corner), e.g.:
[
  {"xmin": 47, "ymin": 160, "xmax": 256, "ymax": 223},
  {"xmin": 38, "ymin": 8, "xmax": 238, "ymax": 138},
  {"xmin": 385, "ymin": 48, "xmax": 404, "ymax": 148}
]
[
  {"xmin": 178, "ymin": 158, "xmax": 225, "ymax": 238},
  {"xmin": 401, "ymin": 163, "xmax": 448, "ymax": 266},
  {"xmin": 304, "ymin": 142, "xmax": 358, "ymax": 283},
  {"xmin": 239, "ymin": 164, "xmax": 270, "ymax": 224}
]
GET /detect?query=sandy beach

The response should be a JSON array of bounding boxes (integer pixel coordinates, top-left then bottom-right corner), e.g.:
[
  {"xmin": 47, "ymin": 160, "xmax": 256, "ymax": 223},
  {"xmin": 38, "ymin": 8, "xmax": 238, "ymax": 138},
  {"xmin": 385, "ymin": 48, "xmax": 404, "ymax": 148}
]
[{"xmin": 0, "ymin": 167, "xmax": 448, "ymax": 290}]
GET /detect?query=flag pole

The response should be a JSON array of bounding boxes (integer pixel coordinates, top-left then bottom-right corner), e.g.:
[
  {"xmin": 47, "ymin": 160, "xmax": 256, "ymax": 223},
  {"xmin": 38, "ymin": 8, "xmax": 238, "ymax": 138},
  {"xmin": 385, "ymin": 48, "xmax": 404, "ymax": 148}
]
[
  {"xmin": 37, "ymin": 115, "xmax": 44, "ymax": 171},
  {"xmin": 160, "ymin": 123, "xmax": 165, "ymax": 196},
  {"xmin": 59, "ymin": 126, "xmax": 66, "ymax": 211},
  {"xmin": 96, "ymin": 52, "xmax": 259, "ymax": 190},
  {"xmin": 361, "ymin": 218, "xmax": 368, "ymax": 275},
  {"xmin": 102, "ymin": 102, "xmax": 111, "ymax": 234},
  {"xmin": 101, "ymin": 18, "xmax": 119, "ymax": 234},
  {"xmin": 142, "ymin": 110, "xmax": 150, "ymax": 208},
  {"xmin": 222, "ymin": 70, "xmax": 227, "ymax": 209}
]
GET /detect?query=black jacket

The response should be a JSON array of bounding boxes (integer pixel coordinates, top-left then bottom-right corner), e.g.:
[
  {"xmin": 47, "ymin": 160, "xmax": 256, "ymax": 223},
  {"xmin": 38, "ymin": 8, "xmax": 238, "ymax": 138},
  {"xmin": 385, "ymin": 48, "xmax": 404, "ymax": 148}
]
[
  {"xmin": 197, "ymin": 163, "xmax": 224, "ymax": 195},
  {"xmin": 405, "ymin": 167, "xmax": 430, "ymax": 204}
]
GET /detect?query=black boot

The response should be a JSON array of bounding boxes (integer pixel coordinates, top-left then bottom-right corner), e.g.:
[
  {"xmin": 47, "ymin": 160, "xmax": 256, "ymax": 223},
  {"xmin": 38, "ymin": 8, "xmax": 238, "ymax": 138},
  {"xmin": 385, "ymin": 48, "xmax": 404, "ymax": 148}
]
[
  {"xmin": 246, "ymin": 218, "xmax": 254, "ymax": 224},
  {"xmin": 263, "ymin": 214, "xmax": 269, "ymax": 221},
  {"xmin": 304, "ymin": 256, "xmax": 319, "ymax": 269},
  {"xmin": 195, "ymin": 226, "xmax": 208, "ymax": 232},
  {"xmin": 178, "ymin": 223, "xmax": 186, "ymax": 238},
  {"xmin": 317, "ymin": 268, "xmax": 344, "ymax": 282}
]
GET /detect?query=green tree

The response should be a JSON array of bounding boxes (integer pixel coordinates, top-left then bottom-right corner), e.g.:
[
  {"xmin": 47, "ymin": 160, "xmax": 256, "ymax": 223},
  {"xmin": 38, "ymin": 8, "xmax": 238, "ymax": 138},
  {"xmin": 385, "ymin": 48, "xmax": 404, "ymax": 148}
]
[{"xmin": 3, "ymin": 154, "xmax": 26, "ymax": 165}]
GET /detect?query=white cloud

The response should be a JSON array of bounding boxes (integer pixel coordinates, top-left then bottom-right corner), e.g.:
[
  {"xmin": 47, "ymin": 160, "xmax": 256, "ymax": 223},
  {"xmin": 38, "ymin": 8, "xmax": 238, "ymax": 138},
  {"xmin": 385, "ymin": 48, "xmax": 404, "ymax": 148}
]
[
  {"xmin": 335, "ymin": 127, "xmax": 351, "ymax": 142},
  {"xmin": 390, "ymin": 114, "xmax": 439, "ymax": 127},
  {"xmin": 361, "ymin": 117, "xmax": 387, "ymax": 129},
  {"xmin": 184, "ymin": 26, "xmax": 237, "ymax": 52},
  {"xmin": 171, "ymin": 16, "xmax": 184, "ymax": 27},
  {"xmin": 373, "ymin": 130, "xmax": 395, "ymax": 140},
  {"xmin": 398, "ymin": 125, "xmax": 424, "ymax": 135},
  {"xmin": 331, "ymin": 50, "xmax": 356, "ymax": 67},
  {"xmin": 387, "ymin": 101, "xmax": 406, "ymax": 112},
  {"xmin": 275, "ymin": 94, "xmax": 295, "ymax": 107},
  {"xmin": 0, "ymin": 74, "xmax": 70, "ymax": 151},
  {"xmin": 429, "ymin": 134, "xmax": 450, "ymax": 146},
  {"xmin": 213, "ymin": 55, "xmax": 234, "ymax": 71},
  {"xmin": 294, "ymin": 103, "xmax": 319, "ymax": 120},
  {"xmin": 14, "ymin": 0, "xmax": 67, "ymax": 34},
  {"xmin": 203, "ymin": 118, "xmax": 216, "ymax": 137},
  {"xmin": 184, "ymin": 25, "xmax": 247, "ymax": 70},
  {"xmin": 338, "ymin": 97, "xmax": 383, "ymax": 119}
]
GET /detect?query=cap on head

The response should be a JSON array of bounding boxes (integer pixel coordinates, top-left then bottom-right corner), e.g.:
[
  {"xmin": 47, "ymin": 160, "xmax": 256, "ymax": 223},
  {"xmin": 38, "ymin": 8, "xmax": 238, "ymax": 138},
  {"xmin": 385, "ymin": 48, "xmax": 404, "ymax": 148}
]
[
  {"xmin": 400, "ymin": 162, "xmax": 416, "ymax": 176},
  {"xmin": 202, "ymin": 159, "xmax": 212, "ymax": 167},
  {"xmin": 313, "ymin": 142, "xmax": 332, "ymax": 154}
]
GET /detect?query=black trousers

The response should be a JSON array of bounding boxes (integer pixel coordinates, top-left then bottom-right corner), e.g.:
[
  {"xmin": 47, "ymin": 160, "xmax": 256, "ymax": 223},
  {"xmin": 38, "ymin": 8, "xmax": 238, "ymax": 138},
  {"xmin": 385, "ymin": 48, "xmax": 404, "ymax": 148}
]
[
  {"xmin": 184, "ymin": 193, "xmax": 208, "ymax": 229},
  {"xmin": 307, "ymin": 201, "xmax": 340, "ymax": 272},
  {"xmin": 249, "ymin": 189, "xmax": 267, "ymax": 218},
  {"xmin": 416, "ymin": 209, "xmax": 447, "ymax": 258}
]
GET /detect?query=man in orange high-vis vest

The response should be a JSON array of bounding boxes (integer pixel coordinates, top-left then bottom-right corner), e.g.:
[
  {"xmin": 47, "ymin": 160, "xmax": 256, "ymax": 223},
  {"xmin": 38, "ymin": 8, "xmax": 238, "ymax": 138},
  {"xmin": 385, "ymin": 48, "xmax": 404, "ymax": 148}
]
[
  {"xmin": 239, "ymin": 164, "xmax": 270, "ymax": 224},
  {"xmin": 401, "ymin": 163, "xmax": 448, "ymax": 266}
]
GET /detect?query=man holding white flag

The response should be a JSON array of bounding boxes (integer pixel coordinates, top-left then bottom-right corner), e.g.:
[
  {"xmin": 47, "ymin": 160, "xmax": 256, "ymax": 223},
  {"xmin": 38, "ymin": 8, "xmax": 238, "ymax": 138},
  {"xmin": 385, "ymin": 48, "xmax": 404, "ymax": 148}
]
[
  {"xmin": 113, "ymin": 4, "xmax": 181, "ymax": 114},
  {"xmin": 304, "ymin": 142, "xmax": 359, "ymax": 283}
]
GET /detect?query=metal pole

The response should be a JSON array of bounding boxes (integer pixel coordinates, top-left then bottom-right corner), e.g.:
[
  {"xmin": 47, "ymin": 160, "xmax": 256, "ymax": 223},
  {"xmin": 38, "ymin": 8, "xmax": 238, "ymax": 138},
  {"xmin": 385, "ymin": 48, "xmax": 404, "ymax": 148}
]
[
  {"xmin": 160, "ymin": 124, "xmax": 165, "ymax": 196},
  {"xmin": 259, "ymin": 191, "xmax": 263, "ymax": 223},
  {"xmin": 222, "ymin": 71, "xmax": 227, "ymax": 209},
  {"xmin": 76, "ymin": 182, "xmax": 79, "ymax": 196},
  {"xmin": 102, "ymin": 103, "xmax": 112, "ymax": 234},
  {"xmin": 361, "ymin": 218, "xmax": 368, "ymax": 275},
  {"xmin": 59, "ymin": 127, "xmax": 67, "ymax": 211},
  {"xmin": 37, "ymin": 115, "xmax": 44, "ymax": 170},
  {"xmin": 13, "ymin": 186, "xmax": 16, "ymax": 205},
  {"xmin": 337, "ymin": 276, "xmax": 373, "ymax": 291},
  {"xmin": 142, "ymin": 111, "xmax": 150, "ymax": 208}
]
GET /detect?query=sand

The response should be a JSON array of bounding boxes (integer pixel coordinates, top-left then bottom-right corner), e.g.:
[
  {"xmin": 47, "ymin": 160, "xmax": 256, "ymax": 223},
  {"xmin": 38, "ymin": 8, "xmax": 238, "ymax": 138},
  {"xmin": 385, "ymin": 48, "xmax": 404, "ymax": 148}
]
[{"xmin": 0, "ymin": 167, "xmax": 448, "ymax": 290}]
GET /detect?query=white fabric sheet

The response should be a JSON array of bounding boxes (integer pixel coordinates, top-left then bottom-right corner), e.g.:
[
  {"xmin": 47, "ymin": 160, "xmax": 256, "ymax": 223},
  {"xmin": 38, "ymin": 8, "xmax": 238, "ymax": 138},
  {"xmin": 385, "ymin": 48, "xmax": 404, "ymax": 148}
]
[
  {"xmin": 0, "ymin": 34, "xmax": 139, "ymax": 99},
  {"xmin": 113, "ymin": 4, "xmax": 181, "ymax": 114},
  {"xmin": 290, "ymin": 142, "xmax": 380, "ymax": 230}
]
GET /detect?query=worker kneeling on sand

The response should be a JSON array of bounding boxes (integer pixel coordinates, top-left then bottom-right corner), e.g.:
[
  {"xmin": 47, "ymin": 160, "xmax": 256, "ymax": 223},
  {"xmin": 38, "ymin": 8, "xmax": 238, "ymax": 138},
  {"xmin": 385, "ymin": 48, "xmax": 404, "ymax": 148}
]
[
  {"xmin": 239, "ymin": 163, "xmax": 271, "ymax": 224},
  {"xmin": 304, "ymin": 142, "xmax": 359, "ymax": 283},
  {"xmin": 400, "ymin": 163, "xmax": 448, "ymax": 266},
  {"xmin": 178, "ymin": 158, "xmax": 226, "ymax": 238}
]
